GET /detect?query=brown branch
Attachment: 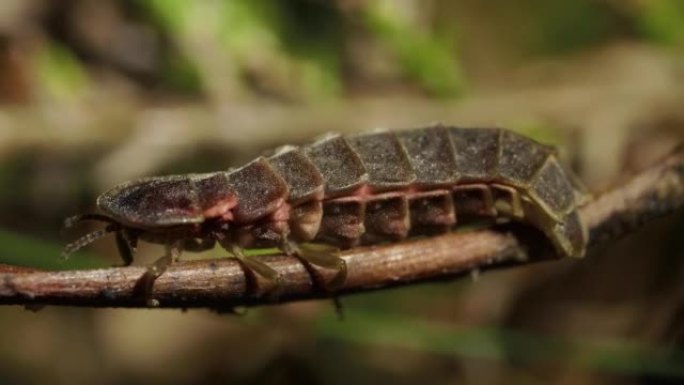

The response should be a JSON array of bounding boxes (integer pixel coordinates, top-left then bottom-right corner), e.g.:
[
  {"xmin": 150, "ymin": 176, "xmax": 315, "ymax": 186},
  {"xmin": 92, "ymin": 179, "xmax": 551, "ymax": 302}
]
[{"xmin": 1, "ymin": 146, "xmax": 683, "ymax": 309}]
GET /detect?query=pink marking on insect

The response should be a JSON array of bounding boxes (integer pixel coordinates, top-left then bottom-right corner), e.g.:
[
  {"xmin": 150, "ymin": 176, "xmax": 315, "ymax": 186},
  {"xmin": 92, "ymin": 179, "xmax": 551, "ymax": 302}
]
[
  {"xmin": 271, "ymin": 201, "xmax": 291, "ymax": 222},
  {"xmin": 202, "ymin": 196, "xmax": 238, "ymax": 221}
]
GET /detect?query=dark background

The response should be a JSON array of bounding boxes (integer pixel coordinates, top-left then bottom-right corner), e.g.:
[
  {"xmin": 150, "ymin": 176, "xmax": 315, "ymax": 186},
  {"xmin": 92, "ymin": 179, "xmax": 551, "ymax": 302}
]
[{"xmin": 0, "ymin": 1, "xmax": 682, "ymax": 384}]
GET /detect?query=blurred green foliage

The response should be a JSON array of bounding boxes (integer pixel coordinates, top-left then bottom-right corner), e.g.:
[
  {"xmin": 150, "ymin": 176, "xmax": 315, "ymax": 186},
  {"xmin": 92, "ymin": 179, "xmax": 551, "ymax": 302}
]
[
  {"xmin": 159, "ymin": 48, "xmax": 204, "ymax": 94},
  {"xmin": 312, "ymin": 308, "xmax": 684, "ymax": 378},
  {"xmin": 363, "ymin": 1, "xmax": 465, "ymax": 96},
  {"xmin": 637, "ymin": 0, "xmax": 684, "ymax": 46},
  {"xmin": 528, "ymin": 0, "xmax": 624, "ymax": 54},
  {"xmin": 141, "ymin": 0, "xmax": 344, "ymax": 99},
  {"xmin": 0, "ymin": 229, "xmax": 105, "ymax": 270},
  {"xmin": 28, "ymin": 0, "xmax": 684, "ymax": 102},
  {"xmin": 136, "ymin": 0, "xmax": 466, "ymax": 99},
  {"xmin": 34, "ymin": 41, "xmax": 88, "ymax": 101}
]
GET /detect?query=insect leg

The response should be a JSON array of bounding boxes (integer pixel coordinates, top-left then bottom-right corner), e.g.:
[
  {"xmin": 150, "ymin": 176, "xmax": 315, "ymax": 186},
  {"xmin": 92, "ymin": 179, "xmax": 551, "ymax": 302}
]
[
  {"xmin": 152, "ymin": 241, "xmax": 183, "ymax": 276},
  {"xmin": 281, "ymin": 240, "xmax": 346, "ymax": 318},
  {"xmin": 284, "ymin": 241, "xmax": 347, "ymax": 291},
  {"xmin": 114, "ymin": 229, "xmax": 138, "ymax": 266},
  {"xmin": 218, "ymin": 237, "xmax": 283, "ymax": 299},
  {"xmin": 142, "ymin": 240, "xmax": 182, "ymax": 306}
]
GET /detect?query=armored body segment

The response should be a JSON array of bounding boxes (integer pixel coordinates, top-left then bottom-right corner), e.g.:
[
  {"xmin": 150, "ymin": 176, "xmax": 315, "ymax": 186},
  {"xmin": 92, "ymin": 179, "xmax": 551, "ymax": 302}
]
[
  {"xmin": 289, "ymin": 200, "xmax": 323, "ymax": 242},
  {"xmin": 498, "ymin": 131, "xmax": 554, "ymax": 186},
  {"xmin": 191, "ymin": 172, "xmax": 233, "ymax": 211},
  {"xmin": 521, "ymin": 194, "xmax": 586, "ymax": 258},
  {"xmin": 398, "ymin": 126, "xmax": 459, "ymax": 186},
  {"xmin": 346, "ymin": 132, "xmax": 416, "ymax": 191},
  {"xmin": 305, "ymin": 135, "xmax": 367, "ymax": 197},
  {"xmin": 232, "ymin": 218, "xmax": 289, "ymax": 249},
  {"xmin": 97, "ymin": 175, "xmax": 203, "ymax": 228},
  {"xmin": 363, "ymin": 193, "xmax": 410, "ymax": 242},
  {"xmin": 317, "ymin": 197, "xmax": 365, "ymax": 247},
  {"xmin": 491, "ymin": 184, "xmax": 524, "ymax": 218},
  {"xmin": 226, "ymin": 157, "xmax": 289, "ymax": 223},
  {"xmin": 449, "ymin": 128, "xmax": 501, "ymax": 182},
  {"xmin": 268, "ymin": 146, "xmax": 324, "ymax": 204},
  {"xmin": 528, "ymin": 157, "xmax": 576, "ymax": 219},
  {"xmin": 553, "ymin": 211, "xmax": 586, "ymax": 258},
  {"xmin": 452, "ymin": 184, "xmax": 496, "ymax": 218},
  {"xmin": 408, "ymin": 190, "xmax": 456, "ymax": 234}
]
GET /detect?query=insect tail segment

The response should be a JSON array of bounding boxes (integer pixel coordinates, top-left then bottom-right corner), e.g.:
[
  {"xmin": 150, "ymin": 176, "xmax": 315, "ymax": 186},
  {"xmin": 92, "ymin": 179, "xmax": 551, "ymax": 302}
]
[
  {"xmin": 405, "ymin": 126, "xmax": 587, "ymax": 258},
  {"xmin": 488, "ymin": 128, "xmax": 587, "ymax": 258}
]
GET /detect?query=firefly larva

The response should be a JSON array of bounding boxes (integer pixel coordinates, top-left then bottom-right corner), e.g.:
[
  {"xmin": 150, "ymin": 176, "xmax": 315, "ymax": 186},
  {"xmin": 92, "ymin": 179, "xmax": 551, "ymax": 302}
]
[{"xmin": 63, "ymin": 126, "xmax": 587, "ymax": 300}]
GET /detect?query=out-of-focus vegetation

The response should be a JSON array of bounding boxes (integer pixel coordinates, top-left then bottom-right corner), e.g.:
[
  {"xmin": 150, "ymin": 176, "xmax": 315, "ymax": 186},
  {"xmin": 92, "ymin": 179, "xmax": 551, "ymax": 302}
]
[{"xmin": 0, "ymin": 1, "xmax": 682, "ymax": 384}]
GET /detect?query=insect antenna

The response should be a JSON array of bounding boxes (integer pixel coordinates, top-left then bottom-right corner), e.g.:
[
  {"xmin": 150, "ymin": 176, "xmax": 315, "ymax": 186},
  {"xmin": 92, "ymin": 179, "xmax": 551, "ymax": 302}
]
[
  {"xmin": 62, "ymin": 213, "xmax": 117, "ymax": 230},
  {"xmin": 61, "ymin": 223, "xmax": 118, "ymax": 260}
]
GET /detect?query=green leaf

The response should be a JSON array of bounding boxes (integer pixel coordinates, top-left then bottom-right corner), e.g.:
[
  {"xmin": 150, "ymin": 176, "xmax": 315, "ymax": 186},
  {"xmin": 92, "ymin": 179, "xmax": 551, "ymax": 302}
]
[{"xmin": 0, "ymin": 229, "xmax": 106, "ymax": 271}]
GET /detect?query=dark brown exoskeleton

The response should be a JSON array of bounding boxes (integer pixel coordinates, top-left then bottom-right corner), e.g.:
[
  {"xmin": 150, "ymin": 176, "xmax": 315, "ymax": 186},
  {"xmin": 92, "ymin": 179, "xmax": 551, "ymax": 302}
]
[{"xmin": 63, "ymin": 126, "xmax": 588, "ymax": 304}]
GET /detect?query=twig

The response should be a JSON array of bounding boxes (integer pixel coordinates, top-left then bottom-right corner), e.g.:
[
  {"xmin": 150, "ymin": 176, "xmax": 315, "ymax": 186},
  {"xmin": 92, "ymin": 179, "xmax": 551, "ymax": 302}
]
[{"xmin": 0, "ymin": 146, "xmax": 682, "ymax": 309}]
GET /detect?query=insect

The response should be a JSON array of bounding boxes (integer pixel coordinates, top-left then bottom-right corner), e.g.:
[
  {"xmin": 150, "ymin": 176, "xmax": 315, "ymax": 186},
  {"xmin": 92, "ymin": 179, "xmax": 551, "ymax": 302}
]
[{"xmin": 63, "ymin": 125, "xmax": 587, "ymax": 303}]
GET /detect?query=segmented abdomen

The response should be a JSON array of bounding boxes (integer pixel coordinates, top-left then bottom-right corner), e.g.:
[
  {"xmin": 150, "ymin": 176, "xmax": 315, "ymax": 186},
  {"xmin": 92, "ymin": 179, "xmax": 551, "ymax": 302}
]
[{"xmin": 227, "ymin": 126, "xmax": 587, "ymax": 258}]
